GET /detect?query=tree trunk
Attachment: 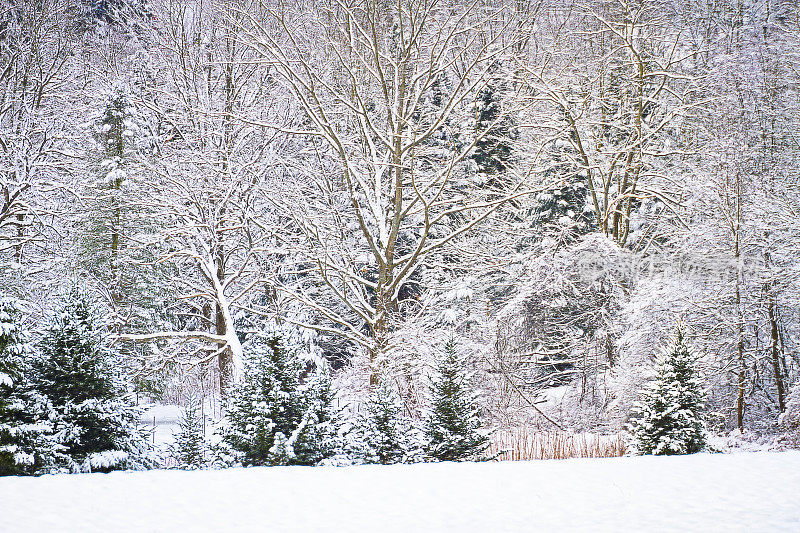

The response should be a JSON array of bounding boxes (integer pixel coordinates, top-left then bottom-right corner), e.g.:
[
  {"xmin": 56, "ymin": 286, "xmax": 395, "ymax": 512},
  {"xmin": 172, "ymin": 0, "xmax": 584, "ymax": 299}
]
[
  {"xmin": 216, "ymin": 247, "xmax": 233, "ymax": 399},
  {"xmin": 768, "ymin": 293, "xmax": 786, "ymax": 412},
  {"xmin": 733, "ymin": 171, "xmax": 745, "ymax": 432},
  {"xmin": 14, "ymin": 212, "xmax": 23, "ymax": 262},
  {"xmin": 370, "ymin": 262, "xmax": 393, "ymax": 388},
  {"xmin": 110, "ymin": 175, "xmax": 122, "ymax": 304}
]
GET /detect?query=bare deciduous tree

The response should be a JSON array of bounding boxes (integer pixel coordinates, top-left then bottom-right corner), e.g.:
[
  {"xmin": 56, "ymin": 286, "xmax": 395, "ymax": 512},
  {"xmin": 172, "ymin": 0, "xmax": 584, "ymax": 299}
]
[
  {"xmin": 119, "ymin": 0, "xmax": 288, "ymax": 396},
  {"xmin": 521, "ymin": 0, "xmax": 703, "ymax": 248},
  {"xmin": 0, "ymin": 1, "xmax": 74, "ymax": 260},
  {"xmin": 237, "ymin": 0, "xmax": 531, "ymax": 385}
]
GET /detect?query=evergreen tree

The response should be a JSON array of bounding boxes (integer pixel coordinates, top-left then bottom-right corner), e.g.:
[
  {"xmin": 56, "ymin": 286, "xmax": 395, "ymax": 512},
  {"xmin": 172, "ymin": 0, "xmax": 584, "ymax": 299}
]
[
  {"xmin": 0, "ymin": 298, "xmax": 25, "ymax": 413},
  {"xmin": 83, "ymin": 81, "xmax": 177, "ymax": 335},
  {"xmin": 80, "ymin": 0, "xmax": 149, "ymax": 30},
  {"xmin": 220, "ymin": 334, "xmax": 338, "ymax": 466},
  {"xmin": 525, "ymin": 114, "xmax": 596, "ymax": 246},
  {"xmin": 351, "ymin": 382, "xmax": 421, "ymax": 465},
  {"xmin": 471, "ymin": 62, "xmax": 518, "ymax": 195},
  {"xmin": 528, "ymin": 179, "xmax": 595, "ymax": 239},
  {"xmin": 37, "ymin": 292, "xmax": 153, "ymax": 472},
  {"xmin": 424, "ymin": 338, "xmax": 489, "ymax": 461},
  {"xmin": 291, "ymin": 370, "xmax": 340, "ymax": 466},
  {"xmin": 84, "ymin": 83, "xmax": 136, "ymax": 304},
  {"xmin": 0, "ymin": 298, "xmax": 58, "ymax": 476},
  {"xmin": 779, "ymin": 380, "xmax": 800, "ymax": 446},
  {"xmin": 629, "ymin": 328, "xmax": 706, "ymax": 455},
  {"xmin": 173, "ymin": 393, "xmax": 206, "ymax": 469}
]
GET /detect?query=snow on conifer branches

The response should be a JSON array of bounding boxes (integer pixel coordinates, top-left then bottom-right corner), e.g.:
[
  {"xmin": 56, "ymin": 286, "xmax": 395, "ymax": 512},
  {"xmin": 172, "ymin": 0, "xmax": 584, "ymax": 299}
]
[
  {"xmin": 425, "ymin": 338, "xmax": 490, "ymax": 462},
  {"xmin": 629, "ymin": 328, "xmax": 706, "ymax": 456}
]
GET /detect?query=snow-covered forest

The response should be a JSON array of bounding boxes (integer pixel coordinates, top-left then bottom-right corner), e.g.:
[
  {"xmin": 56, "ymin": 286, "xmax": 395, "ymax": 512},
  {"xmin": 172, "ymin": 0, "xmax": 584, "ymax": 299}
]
[{"xmin": 2, "ymin": 0, "xmax": 800, "ymax": 489}]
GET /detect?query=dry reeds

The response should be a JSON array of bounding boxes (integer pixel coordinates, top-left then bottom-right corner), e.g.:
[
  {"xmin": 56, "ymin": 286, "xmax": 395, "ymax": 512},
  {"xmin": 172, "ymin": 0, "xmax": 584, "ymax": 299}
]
[{"xmin": 488, "ymin": 429, "xmax": 626, "ymax": 461}]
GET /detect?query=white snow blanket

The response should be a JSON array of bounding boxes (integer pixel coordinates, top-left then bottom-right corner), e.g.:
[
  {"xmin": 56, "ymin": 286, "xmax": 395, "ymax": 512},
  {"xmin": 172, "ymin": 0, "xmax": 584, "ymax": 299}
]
[{"xmin": 1, "ymin": 452, "xmax": 799, "ymax": 532}]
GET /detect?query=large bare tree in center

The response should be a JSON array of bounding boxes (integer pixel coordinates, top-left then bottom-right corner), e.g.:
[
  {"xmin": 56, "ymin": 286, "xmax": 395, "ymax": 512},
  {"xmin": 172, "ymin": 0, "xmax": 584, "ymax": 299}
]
[{"xmin": 239, "ymin": 0, "xmax": 526, "ymax": 384}]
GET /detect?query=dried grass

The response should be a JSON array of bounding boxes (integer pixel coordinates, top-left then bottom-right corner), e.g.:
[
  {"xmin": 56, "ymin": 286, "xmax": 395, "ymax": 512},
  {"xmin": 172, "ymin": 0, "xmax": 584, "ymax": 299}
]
[{"xmin": 488, "ymin": 429, "xmax": 627, "ymax": 461}]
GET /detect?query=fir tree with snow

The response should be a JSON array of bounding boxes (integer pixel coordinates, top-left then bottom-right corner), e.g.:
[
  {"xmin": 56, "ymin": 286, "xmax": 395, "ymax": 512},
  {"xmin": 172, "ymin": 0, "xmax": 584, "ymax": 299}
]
[
  {"xmin": 290, "ymin": 369, "xmax": 341, "ymax": 465},
  {"xmin": 349, "ymin": 381, "xmax": 422, "ymax": 465},
  {"xmin": 85, "ymin": 86, "xmax": 129, "ymax": 271},
  {"xmin": 779, "ymin": 380, "xmax": 800, "ymax": 446},
  {"xmin": 0, "ymin": 298, "xmax": 26, "ymax": 410},
  {"xmin": 528, "ymin": 178, "xmax": 595, "ymax": 239},
  {"xmin": 82, "ymin": 82, "xmax": 141, "ymax": 306},
  {"xmin": 525, "ymin": 108, "xmax": 596, "ymax": 243},
  {"xmin": 471, "ymin": 61, "xmax": 517, "ymax": 194},
  {"xmin": 36, "ymin": 292, "xmax": 153, "ymax": 473},
  {"xmin": 424, "ymin": 338, "xmax": 489, "ymax": 462},
  {"xmin": 0, "ymin": 298, "xmax": 58, "ymax": 476},
  {"xmin": 173, "ymin": 393, "xmax": 206, "ymax": 469},
  {"xmin": 629, "ymin": 328, "xmax": 706, "ymax": 456},
  {"xmin": 220, "ymin": 334, "xmax": 338, "ymax": 467}
]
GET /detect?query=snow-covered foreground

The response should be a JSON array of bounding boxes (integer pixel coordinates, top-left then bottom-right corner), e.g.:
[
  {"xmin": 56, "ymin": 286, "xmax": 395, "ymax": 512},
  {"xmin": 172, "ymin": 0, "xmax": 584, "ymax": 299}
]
[{"xmin": 2, "ymin": 452, "xmax": 799, "ymax": 532}]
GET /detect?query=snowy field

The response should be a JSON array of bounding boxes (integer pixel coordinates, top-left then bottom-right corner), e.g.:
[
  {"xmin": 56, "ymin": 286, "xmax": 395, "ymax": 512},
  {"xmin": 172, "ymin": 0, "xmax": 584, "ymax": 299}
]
[{"xmin": 1, "ymin": 452, "xmax": 799, "ymax": 533}]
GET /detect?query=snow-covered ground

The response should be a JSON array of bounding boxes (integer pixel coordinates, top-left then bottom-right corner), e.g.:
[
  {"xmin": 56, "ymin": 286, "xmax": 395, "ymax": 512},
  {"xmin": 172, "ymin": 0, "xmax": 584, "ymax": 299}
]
[{"xmin": 2, "ymin": 452, "xmax": 799, "ymax": 532}]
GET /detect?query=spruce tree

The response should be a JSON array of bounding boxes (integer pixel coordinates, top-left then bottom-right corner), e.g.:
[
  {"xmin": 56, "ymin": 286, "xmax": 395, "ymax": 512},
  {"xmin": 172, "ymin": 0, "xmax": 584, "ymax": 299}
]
[
  {"xmin": 173, "ymin": 393, "xmax": 206, "ymax": 469},
  {"xmin": 629, "ymin": 328, "xmax": 706, "ymax": 455},
  {"xmin": 352, "ymin": 382, "xmax": 421, "ymax": 465},
  {"xmin": 779, "ymin": 380, "xmax": 800, "ymax": 446},
  {"xmin": 291, "ymin": 370, "xmax": 340, "ymax": 466},
  {"xmin": 83, "ymin": 82, "xmax": 176, "ymax": 336},
  {"xmin": 0, "ymin": 298, "xmax": 26, "ymax": 418},
  {"xmin": 424, "ymin": 338, "xmax": 489, "ymax": 462},
  {"xmin": 471, "ymin": 62, "xmax": 518, "ymax": 194},
  {"xmin": 84, "ymin": 83, "xmax": 137, "ymax": 305},
  {"xmin": 527, "ymin": 106, "xmax": 596, "ymax": 237},
  {"xmin": 37, "ymin": 293, "xmax": 152, "ymax": 472},
  {"xmin": 0, "ymin": 298, "xmax": 57, "ymax": 476},
  {"xmin": 220, "ymin": 334, "xmax": 338, "ymax": 466},
  {"xmin": 529, "ymin": 179, "xmax": 595, "ymax": 238}
]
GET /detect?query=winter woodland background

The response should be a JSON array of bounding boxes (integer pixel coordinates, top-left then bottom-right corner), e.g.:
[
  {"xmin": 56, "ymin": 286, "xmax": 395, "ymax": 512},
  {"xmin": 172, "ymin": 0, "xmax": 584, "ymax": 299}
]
[{"xmin": 2, "ymin": 0, "xmax": 800, "ymax": 474}]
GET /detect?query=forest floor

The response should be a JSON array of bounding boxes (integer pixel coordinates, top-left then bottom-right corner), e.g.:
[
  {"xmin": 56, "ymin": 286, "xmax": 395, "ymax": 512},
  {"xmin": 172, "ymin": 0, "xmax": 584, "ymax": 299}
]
[{"xmin": 1, "ymin": 451, "xmax": 798, "ymax": 532}]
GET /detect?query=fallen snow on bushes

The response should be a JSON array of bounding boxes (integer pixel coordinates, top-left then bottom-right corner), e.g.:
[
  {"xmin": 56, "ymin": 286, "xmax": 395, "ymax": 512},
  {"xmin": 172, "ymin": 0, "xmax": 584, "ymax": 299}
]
[{"xmin": 2, "ymin": 452, "xmax": 799, "ymax": 532}]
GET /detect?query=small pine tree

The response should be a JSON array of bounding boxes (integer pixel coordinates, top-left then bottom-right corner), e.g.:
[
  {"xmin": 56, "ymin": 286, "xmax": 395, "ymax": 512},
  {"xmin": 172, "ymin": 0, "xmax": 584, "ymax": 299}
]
[
  {"xmin": 351, "ymin": 382, "xmax": 421, "ymax": 465},
  {"xmin": 173, "ymin": 393, "xmax": 206, "ymax": 469},
  {"xmin": 220, "ymin": 334, "xmax": 338, "ymax": 466},
  {"xmin": 291, "ymin": 370, "xmax": 340, "ymax": 465},
  {"xmin": 0, "ymin": 298, "xmax": 58, "ymax": 476},
  {"xmin": 424, "ymin": 339, "xmax": 489, "ymax": 462},
  {"xmin": 0, "ymin": 298, "xmax": 26, "ymax": 414},
  {"xmin": 37, "ymin": 293, "xmax": 152, "ymax": 473},
  {"xmin": 629, "ymin": 328, "xmax": 706, "ymax": 455}
]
